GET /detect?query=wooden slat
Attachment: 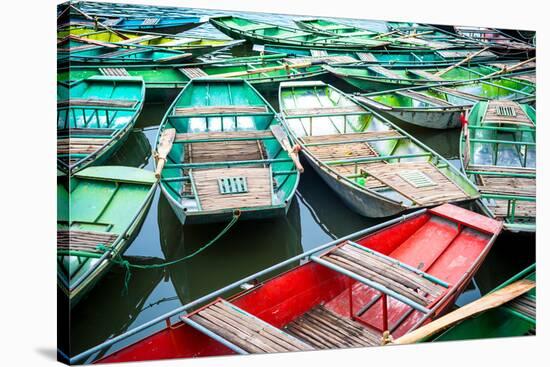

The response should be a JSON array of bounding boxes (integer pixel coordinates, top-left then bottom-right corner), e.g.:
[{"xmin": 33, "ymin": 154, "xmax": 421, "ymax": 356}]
[
  {"xmin": 99, "ymin": 67, "xmax": 130, "ymax": 76},
  {"xmin": 174, "ymin": 105, "xmax": 268, "ymax": 115},
  {"xmin": 369, "ymin": 65, "xmax": 403, "ymax": 79},
  {"xmin": 186, "ymin": 140, "xmax": 267, "ymax": 165},
  {"xmin": 490, "ymin": 200, "xmax": 536, "ymax": 218},
  {"xmin": 117, "ymin": 34, "xmax": 162, "ymax": 44},
  {"xmin": 57, "ymin": 98, "xmax": 137, "ymax": 108},
  {"xmin": 506, "ymin": 294, "xmax": 535, "ymax": 319},
  {"xmin": 57, "ymin": 230, "xmax": 117, "ymax": 252},
  {"xmin": 179, "ymin": 67, "xmax": 208, "ymax": 79},
  {"xmin": 357, "ymin": 52, "xmax": 378, "ymax": 62},
  {"xmin": 284, "ymin": 104, "xmax": 365, "ymax": 116},
  {"xmin": 483, "ymin": 100, "xmax": 533, "ymax": 126},
  {"xmin": 176, "ymin": 130, "xmax": 273, "ymax": 142},
  {"xmin": 478, "ymin": 176, "xmax": 535, "ymax": 196}
]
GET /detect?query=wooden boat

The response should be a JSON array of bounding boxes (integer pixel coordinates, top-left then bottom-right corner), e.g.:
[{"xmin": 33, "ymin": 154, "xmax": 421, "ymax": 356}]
[
  {"xmin": 56, "ymin": 54, "xmax": 340, "ymax": 91},
  {"xmin": 294, "ymin": 18, "xmax": 474, "ymax": 50},
  {"xmin": 354, "ymin": 71, "xmax": 536, "ymax": 129},
  {"xmin": 94, "ymin": 204, "xmax": 502, "ymax": 363},
  {"xmin": 460, "ymin": 101, "xmax": 536, "ymax": 232},
  {"xmin": 209, "ymin": 16, "xmax": 391, "ymax": 50},
  {"xmin": 324, "ymin": 59, "xmax": 535, "ymax": 91},
  {"xmin": 57, "ymin": 35, "xmax": 194, "ymax": 65},
  {"xmin": 262, "ymin": 46, "xmax": 502, "ymax": 67},
  {"xmin": 57, "ymin": 166, "xmax": 157, "ymax": 307},
  {"xmin": 154, "ymin": 78, "xmax": 301, "ymax": 225},
  {"xmin": 57, "ymin": 76, "xmax": 145, "ymax": 175},
  {"xmin": 278, "ymin": 81, "xmax": 479, "ymax": 218},
  {"xmin": 57, "ymin": 25, "xmax": 244, "ymax": 57},
  {"xmin": 431, "ymin": 263, "xmax": 535, "ymax": 341}
]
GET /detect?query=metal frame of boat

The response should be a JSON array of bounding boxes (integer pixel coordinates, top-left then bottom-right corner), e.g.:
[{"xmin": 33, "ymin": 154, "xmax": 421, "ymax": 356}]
[
  {"xmin": 432, "ymin": 263, "xmax": 535, "ymax": 341},
  {"xmin": 57, "ymin": 166, "xmax": 158, "ymax": 307},
  {"xmin": 68, "ymin": 204, "xmax": 502, "ymax": 364},
  {"xmin": 354, "ymin": 71, "xmax": 536, "ymax": 129},
  {"xmin": 155, "ymin": 78, "xmax": 301, "ymax": 224},
  {"xmin": 278, "ymin": 80, "xmax": 479, "ymax": 218},
  {"xmin": 460, "ymin": 100, "xmax": 536, "ymax": 232},
  {"xmin": 57, "ymin": 75, "xmax": 145, "ymax": 175}
]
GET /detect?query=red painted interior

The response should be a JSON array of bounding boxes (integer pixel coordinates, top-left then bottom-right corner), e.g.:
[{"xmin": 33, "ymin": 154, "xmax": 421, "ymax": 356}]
[{"xmin": 98, "ymin": 205, "xmax": 501, "ymax": 364}]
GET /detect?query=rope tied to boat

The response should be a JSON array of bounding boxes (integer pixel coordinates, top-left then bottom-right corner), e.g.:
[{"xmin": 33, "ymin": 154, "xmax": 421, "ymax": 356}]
[{"xmin": 95, "ymin": 210, "xmax": 241, "ymax": 295}]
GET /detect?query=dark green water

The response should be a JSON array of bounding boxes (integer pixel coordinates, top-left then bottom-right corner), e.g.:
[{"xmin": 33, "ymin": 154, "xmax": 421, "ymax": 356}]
[{"xmin": 62, "ymin": 5, "xmax": 536, "ymax": 362}]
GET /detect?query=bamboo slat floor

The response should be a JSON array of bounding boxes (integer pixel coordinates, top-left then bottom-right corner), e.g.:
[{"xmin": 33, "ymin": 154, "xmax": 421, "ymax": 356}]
[
  {"xmin": 490, "ymin": 200, "xmax": 536, "ymax": 218},
  {"xmin": 477, "ymin": 176, "xmax": 535, "ymax": 197},
  {"xmin": 179, "ymin": 67, "xmax": 209, "ymax": 78},
  {"xmin": 57, "ymin": 230, "xmax": 118, "ymax": 253},
  {"xmin": 99, "ymin": 67, "xmax": 131, "ymax": 76},
  {"xmin": 185, "ymin": 140, "xmax": 267, "ymax": 164},
  {"xmin": 187, "ymin": 299, "xmax": 314, "ymax": 353},
  {"xmin": 483, "ymin": 101, "xmax": 533, "ymax": 126},
  {"xmin": 285, "ymin": 305, "xmax": 380, "ymax": 349},
  {"xmin": 57, "ymin": 137, "xmax": 110, "ymax": 156},
  {"xmin": 357, "ymin": 52, "xmax": 377, "ymax": 62},
  {"xmin": 192, "ymin": 167, "xmax": 273, "ymax": 211},
  {"xmin": 362, "ymin": 161, "xmax": 470, "ymax": 205},
  {"xmin": 507, "ymin": 294, "xmax": 536, "ymax": 319}
]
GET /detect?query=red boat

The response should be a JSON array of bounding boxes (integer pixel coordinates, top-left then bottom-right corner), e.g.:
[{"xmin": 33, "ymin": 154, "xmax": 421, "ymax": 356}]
[{"xmin": 97, "ymin": 204, "xmax": 502, "ymax": 363}]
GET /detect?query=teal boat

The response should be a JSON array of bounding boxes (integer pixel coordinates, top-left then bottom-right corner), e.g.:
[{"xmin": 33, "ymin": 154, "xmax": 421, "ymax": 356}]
[
  {"xmin": 57, "ymin": 166, "xmax": 157, "ymax": 307},
  {"xmin": 155, "ymin": 78, "xmax": 301, "ymax": 225},
  {"xmin": 460, "ymin": 100, "xmax": 536, "ymax": 232},
  {"xmin": 432, "ymin": 263, "xmax": 536, "ymax": 341},
  {"xmin": 56, "ymin": 54, "xmax": 334, "ymax": 91},
  {"xmin": 209, "ymin": 16, "xmax": 391, "ymax": 50},
  {"xmin": 57, "ymin": 35, "xmax": 194, "ymax": 65},
  {"xmin": 324, "ymin": 62, "xmax": 534, "ymax": 91},
  {"xmin": 279, "ymin": 81, "xmax": 479, "ymax": 218},
  {"xmin": 355, "ymin": 71, "xmax": 536, "ymax": 129},
  {"xmin": 57, "ymin": 76, "xmax": 145, "ymax": 175},
  {"xmin": 57, "ymin": 25, "xmax": 244, "ymax": 57}
]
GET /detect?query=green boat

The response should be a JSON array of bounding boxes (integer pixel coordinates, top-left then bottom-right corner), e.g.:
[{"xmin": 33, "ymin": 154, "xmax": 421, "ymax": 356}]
[
  {"xmin": 324, "ymin": 62, "xmax": 534, "ymax": 91},
  {"xmin": 57, "ymin": 35, "xmax": 194, "ymax": 65},
  {"xmin": 262, "ymin": 46, "xmax": 502, "ymax": 67},
  {"xmin": 432, "ymin": 263, "xmax": 536, "ymax": 341},
  {"xmin": 355, "ymin": 71, "xmax": 536, "ymax": 129},
  {"xmin": 209, "ymin": 16, "xmax": 391, "ymax": 50},
  {"xmin": 57, "ymin": 25, "xmax": 244, "ymax": 57},
  {"xmin": 155, "ymin": 78, "xmax": 301, "ymax": 225},
  {"xmin": 279, "ymin": 80, "xmax": 479, "ymax": 218},
  {"xmin": 294, "ymin": 18, "xmax": 475, "ymax": 50},
  {"xmin": 460, "ymin": 101, "xmax": 536, "ymax": 232},
  {"xmin": 57, "ymin": 166, "xmax": 157, "ymax": 307},
  {"xmin": 57, "ymin": 76, "xmax": 145, "ymax": 175},
  {"xmin": 56, "ymin": 54, "xmax": 334, "ymax": 91}
]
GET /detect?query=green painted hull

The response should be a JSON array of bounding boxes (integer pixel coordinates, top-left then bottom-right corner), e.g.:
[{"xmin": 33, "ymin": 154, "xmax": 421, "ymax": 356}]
[
  {"xmin": 57, "ymin": 166, "xmax": 157, "ymax": 307},
  {"xmin": 57, "ymin": 76, "xmax": 145, "ymax": 176},
  {"xmin": 459, "ymin": 101, "xmax": 536, "ymax": 232},
  {"xmin": 157, "ymin": 78, "xmax": 300, "ymax": 225},
  {"xmin": 433, "ymin": 264, "xmax": 536, "ymax": 342},
  {"xmin": 278, "ymin": 80, "xmax": 479, "ymax": 217}
]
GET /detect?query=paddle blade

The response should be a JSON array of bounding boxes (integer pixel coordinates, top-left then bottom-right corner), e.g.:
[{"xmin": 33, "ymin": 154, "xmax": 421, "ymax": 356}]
[{"xmin": 155, "ymin": 128, "xmax": 176, "ymax": 179}]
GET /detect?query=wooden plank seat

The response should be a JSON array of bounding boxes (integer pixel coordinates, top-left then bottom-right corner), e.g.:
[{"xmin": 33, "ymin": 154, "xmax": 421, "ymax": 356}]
[
  {"xmin": 368, "ymin": 66, "xmax": 403, "ymax": 79},
  {"xmin": 362, "ymin": 161, "xmax": 471, "ymax": 205},
  {"xmin": 506, "ymin": 293, "xmax": 536, "ymax": 319},
  {"xmin": 99, "ymin": 48, "xmax": 140, "ymax": 59},
  {"xmin": 185, "ymin": 139, "xmax": 268, "ymax": 165},
  {"xmin": 283, "ymin": 55, "xmax": 357, "ymax": 65},
  {"xmin": 477, "ymin": 176, "xmax": 535, "ymax": 196},
  {"xmin": 356, "ymin": 52, "xmax": 377, "ymax": 62},
  {"xmin": 191, "ymin": 167, "xmax": 273, "ymax": 211},
  {"xmin": 320, "ymin": 243, "xmax": 444, "ymax": 306},
  {"xmin": 396, "ymin": 90, "xmax": 454, "ymax": 107},
  {"xmin": 483, "ymin": 101, "xmax": 533, "ymax": 126},
  {"xmin": 57, "ymin": 230, "xmax": 118, "ymax": 253},
  {"xmin": 434, "ymin": 87, "xmax": 485, "ymax": 101},
  {"xmin": 99, "ymin": 67, "xmax": 130, "ymax": 76},
  {"xmin": 57, "ymin": 98, "xmax": 137, "ymax": 108},
  {"xmin": 466, "ymin": 164, "xmax": 535, "ymax": 175},
  {"xmin": 284, "ymin": 104, "xmax": 366, "ymax": 117},
  {"xmin": 407, "ymin": 69, "xmax": 445, "ymax": 81},
  {"xmin": 174, "ymin": 105, "xmax": 268, "ymax": 116},
  {"xmin": 285, "ymin": 305, "xmax": 381, "ymax": 349},
  {"xmin": 311, "ymin": 49, "xmax": 329, "ymax": 57},
  {"xmin": 179, "ymin": 67, "xmax": 208, "ymax": 79},
  {"xmin": 489, "ymin": 200, "xmax": 536, "ymax": 218},
  {"xmin": 175, "ymin": 130, "xmax": 273, "ymax": 143},
  {"xmin": 184, "ymin": 299, "xmax": 314, "ymax": 354}
]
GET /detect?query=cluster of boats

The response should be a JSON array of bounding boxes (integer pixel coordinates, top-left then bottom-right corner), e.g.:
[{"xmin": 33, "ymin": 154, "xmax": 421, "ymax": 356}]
[{"xmin": 57, "ymin": 2, "xmax": 536, "ymax": 364}]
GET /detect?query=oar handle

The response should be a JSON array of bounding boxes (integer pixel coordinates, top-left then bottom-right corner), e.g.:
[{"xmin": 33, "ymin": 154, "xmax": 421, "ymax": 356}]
[
  {"xmin": 287, "ymin": 143, "xmax": 304, "ymax": 173},
  {"xmin": 155, "ymin": 158, "xmax": 167, "ymax": 179}
]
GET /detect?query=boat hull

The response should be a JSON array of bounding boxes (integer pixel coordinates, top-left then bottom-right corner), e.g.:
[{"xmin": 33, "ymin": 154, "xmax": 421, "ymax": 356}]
[{"xmin": 379, "ymin": 108, "xmax": 463, "ymax": 130}]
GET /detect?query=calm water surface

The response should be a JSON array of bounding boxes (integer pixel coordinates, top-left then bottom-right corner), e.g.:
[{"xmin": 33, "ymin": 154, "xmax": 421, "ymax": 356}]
[{"xmin": 63, "ymin": 5, "xmax": 536, "ymax": 361}]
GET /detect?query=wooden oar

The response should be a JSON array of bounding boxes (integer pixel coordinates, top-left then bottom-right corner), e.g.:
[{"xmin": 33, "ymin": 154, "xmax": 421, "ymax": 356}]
[
  {"xmin": 270, "ymin": 125, "xmax": 304, "ymax": 173},
  {"xmin": 155, "ymin": 128, "xmax": 176, "ymax": 179},
  {"xmin": 371, "ymin": 30, "xmax": 399, "ymax": 40},
  {"xmin": 392, "ymin": 279, "xmax": 535, "ymax": 345},
  {"xmin": 485, "ymin": 57, "xmax": 536, "ymax": 78},
  {"xmin": 399, "ymin": 30, "xmax": 434, "ymax": 39},
  {"xmin": 213, "ymin": 62, "xmax": 312, "ymax": 79},
  {"xmin": 434, "ymin": 47, "xmax": 490, "ymax": 77},
  {"xmin": 69, "ymin": 4, "xmax": 130, "ymax": 40}
]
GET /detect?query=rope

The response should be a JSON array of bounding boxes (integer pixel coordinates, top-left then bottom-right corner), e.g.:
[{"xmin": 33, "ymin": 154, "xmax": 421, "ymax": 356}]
[{"xmin": 90, "ymin": 210, "xmax": 241, "ymax": 294}]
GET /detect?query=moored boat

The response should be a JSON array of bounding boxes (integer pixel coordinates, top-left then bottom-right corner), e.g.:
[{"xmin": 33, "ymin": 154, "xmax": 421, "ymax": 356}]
[
  {"xmin": 57, "ymin": 76, "xmax": 145, "ymax": 175},
  {"xmin": 57, "ymin": 166, "xmax": 157, "ymax": 307},
  {"xmin": 460, "ymin": 100, "xmax": 536, "ymax": 232},
  {"xmin": 278, "ymin": 80, "xmax": 479, "ymax": 218},
  {"xmin": 90, "ymin": 204, "xmax": 502, "ymax": 363},
  {"xmin": 431, "ymin": 263, "xmax": 536, "ymax": 342},
  {"xmin": 354, "ymin": 71, "xmax": 536, "ymax": 129},
  {"xmin": 154, "ymin": 78, "xmax": 301, "ymax": 225},
  {"xmin": 209, "ymin": 16, "xmax": 391, "ymax": 50}
]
